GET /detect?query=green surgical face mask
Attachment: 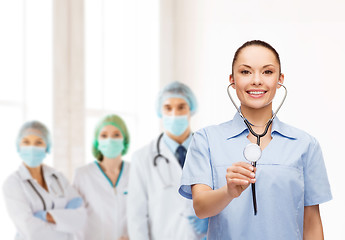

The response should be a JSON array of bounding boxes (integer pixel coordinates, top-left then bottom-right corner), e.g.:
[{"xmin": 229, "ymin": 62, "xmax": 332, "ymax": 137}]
[{"xmin": 97, "ymin": 138, "xmax": 124, "ymax": 159}]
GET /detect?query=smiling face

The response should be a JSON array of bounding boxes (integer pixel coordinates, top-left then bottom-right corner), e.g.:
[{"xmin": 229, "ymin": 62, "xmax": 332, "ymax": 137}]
[{"xmin": 230, "ymin": 45, "xmax": 284, "ymax": 111}]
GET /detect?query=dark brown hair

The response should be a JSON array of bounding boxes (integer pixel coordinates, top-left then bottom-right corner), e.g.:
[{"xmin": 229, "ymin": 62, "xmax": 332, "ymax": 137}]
[{"xmin": 232, "ymin": 40, "xmax": 281, "ymax": 75}]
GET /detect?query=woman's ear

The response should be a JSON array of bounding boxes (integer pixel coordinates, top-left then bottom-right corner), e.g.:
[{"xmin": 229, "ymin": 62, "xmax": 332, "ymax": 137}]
[
  {"xmin": 277, "ymin": 73, "xmax": 285, "ymax": 88},
  {"xmin": 229, "ymin": 74, "xmax": 236, "ymax": 89}
]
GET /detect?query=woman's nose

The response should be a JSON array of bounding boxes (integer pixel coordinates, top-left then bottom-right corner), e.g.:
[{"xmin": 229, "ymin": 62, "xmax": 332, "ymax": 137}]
[{"xmin": 252, "ymin": 73, "xmax": 263, "ymax": 86}]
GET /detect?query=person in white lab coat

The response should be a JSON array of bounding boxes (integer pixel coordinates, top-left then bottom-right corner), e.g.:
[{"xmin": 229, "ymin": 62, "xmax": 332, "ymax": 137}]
[
  {"xmin": 73, "ymin": 114, "xmax": 130, "ymax": 240},
  {"xmin": 127, "ymin": 81, "xmax": 208, "ymax": 240},
  {"xmin": 2, "ymin": 120, "xmax": 86, "ymax": 240}
]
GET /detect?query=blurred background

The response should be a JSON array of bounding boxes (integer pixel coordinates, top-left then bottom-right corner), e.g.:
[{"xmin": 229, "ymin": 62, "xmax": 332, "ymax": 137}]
[{"xmin": 0, "ymin": 0, "xmax": 344, "ymax": 238}]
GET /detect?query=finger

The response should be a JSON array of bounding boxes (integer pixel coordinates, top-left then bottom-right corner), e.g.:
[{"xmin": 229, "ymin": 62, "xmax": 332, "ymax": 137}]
[
  {"xmin": 227, "ymin": 178, "xmax": 252, "ymax": 186},
  {"xmin": 232, "ymin": 161, "xmax": 255, "ymax": 171},
  {"xmin": 227, "ymin": 172, "xmax": 255, "ymax": 182},
  {"xmin": 227, "ymin": 166, "xmax": 256, "ymax": 179},
  {"xmin": 227, "ymin": 175, "xmax": 256, "ymax": 185}
]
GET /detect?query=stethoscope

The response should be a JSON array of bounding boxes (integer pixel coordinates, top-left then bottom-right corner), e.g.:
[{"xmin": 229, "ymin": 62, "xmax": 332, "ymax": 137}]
[
  {"xmin": 227, "ymin": 82, "xmax": 288, "ymax": 215},
  {"xmin": 153, "ymin": 133, "xmax": 175, "ymax": 189},
  {"xmin": 27, "ymin": 174, "xmax": 64, "ymax": 210}
]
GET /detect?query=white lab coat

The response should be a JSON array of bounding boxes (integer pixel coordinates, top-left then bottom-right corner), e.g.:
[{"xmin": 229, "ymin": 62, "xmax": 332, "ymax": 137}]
[
  {"xmin": 127, "ymin": 136, "xmax": 204, "ymax": 240},
  {"xmin": 2, "ymin": 164, "xmax": 86, "ymax": 240},
  {"xmin": 73, "ymin": 161, "xmax": 130, "ymax": 240}
]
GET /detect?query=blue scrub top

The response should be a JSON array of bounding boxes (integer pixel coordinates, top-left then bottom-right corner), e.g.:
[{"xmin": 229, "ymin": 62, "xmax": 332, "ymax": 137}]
[{"xmin": 179, "ymin": 112, "xmax": 332, "ymax": 240}]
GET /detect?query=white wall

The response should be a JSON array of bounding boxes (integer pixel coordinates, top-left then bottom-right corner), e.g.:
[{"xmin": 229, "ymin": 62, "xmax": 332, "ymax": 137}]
[{"xmin": 162, "ymin": 0, "xmax": 345, "ymax": 238}]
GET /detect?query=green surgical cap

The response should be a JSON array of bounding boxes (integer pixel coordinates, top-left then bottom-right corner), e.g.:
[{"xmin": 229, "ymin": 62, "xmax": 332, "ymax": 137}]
[
  {"xmin": 16, "ymin": 120, "xmax": 51, "ymax": 153},
  {"xmin": 156, "ymin": 81, "xmax": 198, "ymax": 118},
  {"xmin": 92, "ymin": 114, "xmax": 130, "ymax": 161}
]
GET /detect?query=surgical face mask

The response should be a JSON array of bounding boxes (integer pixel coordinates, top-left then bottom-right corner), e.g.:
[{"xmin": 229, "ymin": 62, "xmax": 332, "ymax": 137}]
[
  {"xmin": 98, "ymin": 138, "xmax": 124, "ymax": 159},
  {"xmin": 163, "ymin": 115, "xmax": 189, "ymax": 136},
  {"xmin": 19, "ymin": 146, "xmax": 46, "ymax": 167}
]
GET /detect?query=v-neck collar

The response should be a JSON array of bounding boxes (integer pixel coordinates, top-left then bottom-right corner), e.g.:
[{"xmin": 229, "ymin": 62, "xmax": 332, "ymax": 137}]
[{"xmin": 94, "ymin": 161, "xmax": 124, "ymax": 188}]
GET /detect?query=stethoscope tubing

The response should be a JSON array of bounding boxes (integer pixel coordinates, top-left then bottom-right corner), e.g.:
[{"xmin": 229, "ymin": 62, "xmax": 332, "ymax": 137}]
[
  {"xmin": 153, "ymin": 133, "xmax": 169, "ymax": 166},
  {"xmin": 27, "ymin": 180, "xmax": 47, "ymax": 211},
  {"xmin": 153, "ymin": 133, "xmax": 175, "ymax": 188},
  {"xmin": 27, "ymin": 173, "xmax": 63, "ymax": 211}
]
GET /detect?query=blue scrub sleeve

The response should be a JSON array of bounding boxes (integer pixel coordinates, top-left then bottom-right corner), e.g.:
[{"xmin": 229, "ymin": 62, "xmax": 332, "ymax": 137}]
[
  {"xmin": 304, "ymin": 138, "xmax": 332, "ymax": 206},
  {"xmin": 179, "ymin": 129, "xmax": 213, "ymax": 199}
]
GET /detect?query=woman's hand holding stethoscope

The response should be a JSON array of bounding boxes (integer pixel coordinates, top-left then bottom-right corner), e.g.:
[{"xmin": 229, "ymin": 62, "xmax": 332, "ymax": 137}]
[{"xmin": 225, "ymin": 162, "xmax": 256, "ymax": 199}]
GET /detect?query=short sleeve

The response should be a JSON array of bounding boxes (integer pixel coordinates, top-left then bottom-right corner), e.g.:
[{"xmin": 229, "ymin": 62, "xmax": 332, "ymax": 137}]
[
  {"xmin": 179, "ymin": 129, "xmax": 213, "ymax": 199},
  {"xmin": 304, "ymin": 138, "xmax": 332, "ymax": 206}
]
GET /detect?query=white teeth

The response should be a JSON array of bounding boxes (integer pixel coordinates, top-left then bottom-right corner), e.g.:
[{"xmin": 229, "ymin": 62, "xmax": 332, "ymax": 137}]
[{"xmin": 248, "ymin": 91, "xmax": 265, "ymax": 95}]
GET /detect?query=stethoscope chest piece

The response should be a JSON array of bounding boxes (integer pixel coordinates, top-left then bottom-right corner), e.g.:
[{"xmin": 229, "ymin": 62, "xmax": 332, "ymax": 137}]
[{"xmin": 243, "ymin": 143, "xmax": 261, "ymax": 163}]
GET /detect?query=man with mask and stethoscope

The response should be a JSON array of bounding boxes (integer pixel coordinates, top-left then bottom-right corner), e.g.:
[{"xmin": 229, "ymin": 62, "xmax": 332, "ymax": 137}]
[{"xmin": 127, "ymin": 81, "xmax": 208, "ymax": 240}]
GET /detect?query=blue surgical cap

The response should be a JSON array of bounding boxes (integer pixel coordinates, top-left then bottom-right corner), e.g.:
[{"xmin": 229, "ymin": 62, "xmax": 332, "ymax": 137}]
[
  {"xmin": 156, "ymin": 81, "xmax": 198, "ymax": 118},
  {"xmin": 16, "ymin": 121, "xmax": 51, "ymax": 153}
]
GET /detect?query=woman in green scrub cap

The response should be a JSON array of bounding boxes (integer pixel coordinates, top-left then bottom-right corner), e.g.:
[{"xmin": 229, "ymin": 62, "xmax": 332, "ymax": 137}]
[{"xmin": 73, "ymin": 114, "xmax": 130, "ymax": 240}]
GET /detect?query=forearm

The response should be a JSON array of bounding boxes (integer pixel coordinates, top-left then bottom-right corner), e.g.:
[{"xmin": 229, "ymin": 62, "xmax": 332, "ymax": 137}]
[
  {"xmin": 193, "ymin": 185, "xmax": 233, "ymax": 219},
  {"xmin": 303, "ymin": 224, "xmax": 323, "ymax": 240},
  {"xmin": 303, "ymin": 205, "xmax": 324, "ymax": 240}
]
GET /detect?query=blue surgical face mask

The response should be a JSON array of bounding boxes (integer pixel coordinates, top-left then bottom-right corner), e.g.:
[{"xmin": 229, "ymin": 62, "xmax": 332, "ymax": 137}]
[
  {"xmin": 19, "ymin": 146, "xmax": 47, "ymax": 167},
  {"xmin": 98, "ymin": 138, "xmax": 124, "ymax": 159},
  {"xmin": 162, "ymin": 115, "xmax": 189, "ymax": 136}
]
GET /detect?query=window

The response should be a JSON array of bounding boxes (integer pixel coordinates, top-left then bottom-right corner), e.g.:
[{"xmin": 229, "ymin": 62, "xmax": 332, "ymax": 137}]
[
  {"xmin": 84, "ymin": 0, "xmax": 160, "ymax": 162},
  {"xmin": 0, "ymin": 1, "xmax": 53, "ymax": 237}
]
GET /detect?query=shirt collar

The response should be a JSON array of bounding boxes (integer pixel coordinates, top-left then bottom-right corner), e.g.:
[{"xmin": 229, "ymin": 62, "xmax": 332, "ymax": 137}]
[
  {"xmin": 226, "ymin": 112, "xmax": 248, "ymax": 140},
  {"xmin": 18, "ymin": 164, "xmax": 32, "ymax": 180},
  {"xmin": 226, "ymin": 112, "xmax": 297, "ymax": 140},
  {"xmin": 18, "ymin": 164, "xmax": 56, "ymax": 181},
  {"xmin": 271, "ymin": 116, "xmax": 297, "ymax": 139},
  {"xmin": 163, "ymin": 132, "xmax": 193, "ymax": 154}
]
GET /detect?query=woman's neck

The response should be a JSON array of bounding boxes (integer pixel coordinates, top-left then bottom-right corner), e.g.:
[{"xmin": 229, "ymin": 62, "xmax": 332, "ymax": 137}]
[
  {"xmin": 25, "ymin": 164, "xmax": 43, "ymax": 180},
  {"xmin": 240, "ymin": 103, "xmax": 273, "ymax": 127},
  {"xmin": 25, "ymin": 164, "xmax": 48, "ymax": 191},
  {"xmin": 241, "ymin": 103, "xmax": 274, "ymax": 150},
  {"xmin": 100, "ymin": 155, "xmax": 123, "ymax": 174}
]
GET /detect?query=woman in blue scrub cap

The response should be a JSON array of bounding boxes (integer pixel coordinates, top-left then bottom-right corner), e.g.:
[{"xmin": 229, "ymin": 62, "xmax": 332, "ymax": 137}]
[
  {"xmin": 179, "ymin": 40, "xmax": 332, "ymax": 239},
  {"xmin": 73, "ymin": 114, "xmax": 130, "ymax": 240},
  {"xmin": 127, "ymin": 81, "xmax": 208, "ymax": 240},
  {"xmin": 2, "ymin": 121, "xmax": 86, "ymax": 240}
]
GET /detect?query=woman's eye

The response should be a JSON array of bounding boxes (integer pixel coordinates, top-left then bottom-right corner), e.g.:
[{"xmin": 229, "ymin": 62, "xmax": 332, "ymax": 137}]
[
  {"xmin": 241, "ymin": 70, "xmax": 250, "ymax": 75},
  {"xmin": 263, "ymin": 70, "xmax": 273, "ymax": 74},
  {"xmin": 164, "ymin": 106, "xmax": 171, "ymax": 111},
  {"xmin": 178, "ymin": 105, "xmax": 186, "ymax": 111},
  {"xmin": 100, "ymin": 134, "xmax": 107, "ymax": 138},
  {"xmin": 113, "ymin": 133, "xmax": 120, "ymax": 138}
]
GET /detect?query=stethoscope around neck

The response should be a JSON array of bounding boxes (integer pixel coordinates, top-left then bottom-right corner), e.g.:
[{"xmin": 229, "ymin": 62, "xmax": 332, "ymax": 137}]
[
  {"xmin": 153, "ymin": 133, "xmax": 175, "ymax": 189},
  {"xmin": 227, "ymin": 82, "xmax": 287, "ymax": 144},
  {"xmin": 227, "ymin": 82, "xmax": 288, "ymax": 215}
]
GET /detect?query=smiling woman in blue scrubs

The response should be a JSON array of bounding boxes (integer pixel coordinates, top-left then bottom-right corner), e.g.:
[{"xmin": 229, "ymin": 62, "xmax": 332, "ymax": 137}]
[
  {"xmin": 179, "ymin": 40, "xmax": 332, "ymax": 240},
  {"xmin": 73, "ymin": 114, "xmax": 130, "ymax": 240}
]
